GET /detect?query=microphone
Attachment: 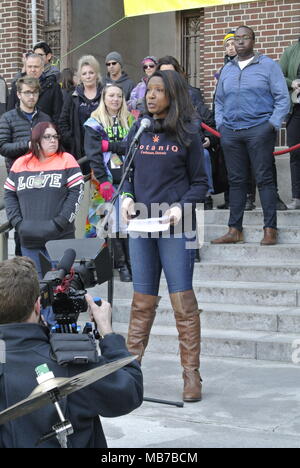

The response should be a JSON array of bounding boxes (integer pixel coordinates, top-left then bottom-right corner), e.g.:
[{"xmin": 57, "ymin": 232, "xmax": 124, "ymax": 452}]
[
  {"xmin": 56, "ymin": 248, "xmax": 76, "ymax": 280},
  {"xmin": 131, "ymin": 117, "xmax": 152, "ymax": 145}
]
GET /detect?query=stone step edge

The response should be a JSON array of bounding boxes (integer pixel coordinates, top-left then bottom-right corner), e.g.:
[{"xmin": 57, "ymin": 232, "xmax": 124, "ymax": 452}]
[
  {"xmin": 162, "ymin": 279, "xmax": 300, "ymax": 291},
  {"xmin": 113, "ymin": 321, "xmax": 300, "ymax": 344},
  {"xmin": 204, "ymin": 223, "xmax": 300, "ymax": 229},
  {"xmin": 112, "ymin": 299, "xmax": 300, "ymax": 316}
]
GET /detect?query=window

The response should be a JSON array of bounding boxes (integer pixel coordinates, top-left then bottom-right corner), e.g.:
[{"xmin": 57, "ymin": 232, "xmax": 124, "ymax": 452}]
[{"xmin": 181, "ymin": 10, "xmax": 204, "ymax": 89}]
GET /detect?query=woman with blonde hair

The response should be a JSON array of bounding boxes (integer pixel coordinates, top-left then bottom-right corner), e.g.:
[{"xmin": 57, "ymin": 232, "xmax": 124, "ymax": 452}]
[
  {"xmin": 84, "ymin": 84, "xmax": 135, "ymax": 281},
  {"xmin": 59, "ymin": 55, "xmax": 103, "ymax": 174}
]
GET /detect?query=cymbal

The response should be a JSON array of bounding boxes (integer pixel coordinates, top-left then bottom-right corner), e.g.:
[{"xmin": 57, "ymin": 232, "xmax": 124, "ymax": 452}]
[{"xmin": 0, "ymin": 355, "xmax": 137, "ymax": 425}]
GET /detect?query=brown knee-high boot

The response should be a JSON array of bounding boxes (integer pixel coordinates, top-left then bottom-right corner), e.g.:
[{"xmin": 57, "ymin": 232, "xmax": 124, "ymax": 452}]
[
  {"xmin": 169, "ymin": 290, "xmax": 202, "ymax": 402},
  {"xmin": 127, "ymin": 292, "xmax": 160, "ymax": 362}
]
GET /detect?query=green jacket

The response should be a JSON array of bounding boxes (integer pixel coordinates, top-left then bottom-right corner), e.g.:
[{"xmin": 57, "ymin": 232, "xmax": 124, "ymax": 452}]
[{"xmin": 280, "ymin": 40, "xmax": 300, "ymax": 108}]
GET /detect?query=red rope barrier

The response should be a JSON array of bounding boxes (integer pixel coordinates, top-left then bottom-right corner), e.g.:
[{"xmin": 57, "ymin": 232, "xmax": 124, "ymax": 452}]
[
  {"xmin": 200, "ymin": 122, "xmax": 300, "ymax": 156},
  {"xmin": 273, "ymin": 144, "xmax": 300, "ymax": 156}
]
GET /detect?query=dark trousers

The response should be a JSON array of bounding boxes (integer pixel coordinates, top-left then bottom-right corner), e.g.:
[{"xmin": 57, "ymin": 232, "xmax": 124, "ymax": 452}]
[
  {"xmin": 287, "ymin": 104, "xmax": 300, "ymax": 198},
  {"xmin": 221, "ymin": 121, "xmax": 277, "ymax": 230}
]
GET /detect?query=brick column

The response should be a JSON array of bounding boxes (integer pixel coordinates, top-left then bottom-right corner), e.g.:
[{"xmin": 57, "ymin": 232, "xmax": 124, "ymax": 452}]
[
  {"xmin": 0, "ymin": 0, "xmax": 45, "ymax": 86},
  {"xmin": 202, "ymin": 0, "xmax": 300, "ymax": 105}
]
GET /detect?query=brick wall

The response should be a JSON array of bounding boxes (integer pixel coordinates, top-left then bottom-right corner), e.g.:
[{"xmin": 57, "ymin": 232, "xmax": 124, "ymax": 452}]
[
  {"xmin": 0, "ymin": 0, "xmax": 45, "ymax": 85},
  {"xmin": 202, "ymin": 0, "xmax": 300, "ymax": 104}
]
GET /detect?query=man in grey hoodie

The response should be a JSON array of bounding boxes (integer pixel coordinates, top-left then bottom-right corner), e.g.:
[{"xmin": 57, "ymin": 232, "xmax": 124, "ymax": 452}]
[{"xmin": 104, "ymin": 51, "xmax": 135, "ymax": 100}]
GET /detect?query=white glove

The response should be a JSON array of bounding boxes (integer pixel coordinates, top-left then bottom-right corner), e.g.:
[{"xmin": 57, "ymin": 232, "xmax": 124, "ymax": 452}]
[
  {"xmin": 121, "ymin": 197, "xmax": 136, "ymax": 223},
  {"xmin": 164, "ymin": 206, "xmax": 182, "ymax": 226}
]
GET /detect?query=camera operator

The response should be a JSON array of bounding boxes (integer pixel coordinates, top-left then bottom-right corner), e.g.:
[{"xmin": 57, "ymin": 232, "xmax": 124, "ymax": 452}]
[{"xmin": 0, "ymin": 256, "xmax": 143, "ymax": 449}]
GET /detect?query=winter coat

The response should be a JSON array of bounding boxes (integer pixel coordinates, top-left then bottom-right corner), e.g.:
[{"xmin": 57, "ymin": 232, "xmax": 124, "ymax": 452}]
[
  {"xmin": 0, "ymin": 323, "xmax": 143, "ymax": 448},
  {"xmin": 4, "ymin": 152, "xmax": 84, "ymax": 249},
  {"xmin": 279, "ymin": 40, "xmax": 300, "ymax": 109},
  {"xmin": 127, "ymin": 78, "xmax": 147, "ymax": 111},
  {"xmin": 0, "ymin": 106, "xmax": 52, "ymax": 172},
  {"xmin": 8, "ymin": 73, "xmax": 63, "ymax": 125},
  {"xmin": 84, "ymin": 114, "xmax": 135, "ymax": 184},
  {"xmin": 215, "ymin": 54, "xmax": 290, "ymax": 131},
  {"xmin": 59, "ymin": 84, "xmax": 102, "ymax": 173}
]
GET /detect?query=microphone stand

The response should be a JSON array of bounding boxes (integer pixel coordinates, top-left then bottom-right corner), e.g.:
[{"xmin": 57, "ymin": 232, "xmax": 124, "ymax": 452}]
[{"xmin": 97, "ymin": 139, "xmax": 140, "ymax": 307}]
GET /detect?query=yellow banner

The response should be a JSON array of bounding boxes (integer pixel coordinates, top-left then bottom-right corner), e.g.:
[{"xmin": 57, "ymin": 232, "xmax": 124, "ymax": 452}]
[{"xmin": 124, "ymin": 0, "xmax": 247, "ymax": 17}]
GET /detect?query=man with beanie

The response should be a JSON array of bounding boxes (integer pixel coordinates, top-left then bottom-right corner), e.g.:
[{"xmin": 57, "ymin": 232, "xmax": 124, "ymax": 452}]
[
  {"xmin": 217, "ymin": 31, "xmax": 257, "ymax": 211},
  {"xmin": 104, "ymin": 51, "xmax": 135, "ymax": 100}
]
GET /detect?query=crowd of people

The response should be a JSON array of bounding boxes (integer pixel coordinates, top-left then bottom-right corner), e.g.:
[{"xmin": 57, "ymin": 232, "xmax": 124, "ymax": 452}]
[{"xmin": 0, "ymin": 27, "xmax": 300, "ymax": 431}]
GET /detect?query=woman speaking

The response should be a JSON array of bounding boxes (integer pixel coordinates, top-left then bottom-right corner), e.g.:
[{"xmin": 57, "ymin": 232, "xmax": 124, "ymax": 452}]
[{"xmin": 121, "ymin": 70, "xmax": 208, "ymax": 402}]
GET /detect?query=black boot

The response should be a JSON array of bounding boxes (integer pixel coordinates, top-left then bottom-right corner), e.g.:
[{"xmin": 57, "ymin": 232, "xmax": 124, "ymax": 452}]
[
  {"xmin": 276, "ymin": 194, "xmax": 287, "ymax": 211},
  {"xmin": 244, "ymin": 193, "xmax": 256, "ymax": 211},
  {"xmin": 204, "ymin": 196, "xmax": 213, "ymax": 210},
  {"xmin": 118, "ymin": 265, "xmax": 132, "ymax": 282},
  {"xmin": 123, "ymin": 236, "xmax": 132, "ymax": 275},
  {"xmin": 112, "ymin": 237, "xmax": 132, "ymax": 282}
]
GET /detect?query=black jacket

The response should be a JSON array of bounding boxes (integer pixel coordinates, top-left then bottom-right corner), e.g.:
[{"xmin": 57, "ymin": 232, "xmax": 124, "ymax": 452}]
[
  {"xmin": 59, "ymin": 84, "xmax": 102, "ymax": 173},
  {"xmin": 0, "ymin": 324, "xmax": 143, "ymax": 448},
  {"xmin": 0, "ymin": 106, "xmax": 52, "ymax": 172},
  {"xmin": 8, "ymin": 73, "xmax": 63, "ymax": 125}
]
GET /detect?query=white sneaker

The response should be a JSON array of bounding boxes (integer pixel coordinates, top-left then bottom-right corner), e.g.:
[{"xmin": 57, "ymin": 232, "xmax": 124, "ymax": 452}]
[{"xmin": 287, "ymin": 198, "xmax": 300, "ymax": 209}]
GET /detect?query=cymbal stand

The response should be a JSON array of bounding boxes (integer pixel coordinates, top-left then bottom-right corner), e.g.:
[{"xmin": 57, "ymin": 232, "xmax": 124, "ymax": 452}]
[{"xmin": 37, "ymin": 388, "xmax": 73, "ymax": 448}]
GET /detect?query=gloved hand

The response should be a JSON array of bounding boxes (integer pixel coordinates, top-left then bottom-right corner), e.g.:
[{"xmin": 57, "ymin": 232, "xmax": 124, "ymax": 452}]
[
  {"xmin": 121, "ymin": 197, "xmax": 136, "ymax": 223},
  {"xmin": 99, "ymin": 181, "xmax": 114, "ymax": 201},
  {"xmin": 164, "ymin": 206, "xmax": 182, "ymax": 226}
]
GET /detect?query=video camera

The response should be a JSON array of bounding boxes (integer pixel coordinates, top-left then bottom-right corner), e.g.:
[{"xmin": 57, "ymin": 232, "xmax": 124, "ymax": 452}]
[{"xmin": 39, "ymin": 239, "xmax": 113, "ymax": 333}]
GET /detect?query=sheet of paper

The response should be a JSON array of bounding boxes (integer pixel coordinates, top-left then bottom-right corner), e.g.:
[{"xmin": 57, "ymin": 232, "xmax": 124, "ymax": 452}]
[{"xmin": 127, "ymin": 216, "xmax": 170, "ymax": 233}]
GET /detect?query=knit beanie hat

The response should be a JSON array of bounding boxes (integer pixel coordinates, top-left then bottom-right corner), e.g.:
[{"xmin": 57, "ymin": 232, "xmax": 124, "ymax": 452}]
[
  {"xmin": 105, "ymin": 51, "xmax": 123, "ymax": 67},
  {"xmin": 141, "ymin": 56, "xmax": 158, "ymax": 66},
  {"xmin": 223, "ymin": 31, "xmax": 235, "ymax": 44}
]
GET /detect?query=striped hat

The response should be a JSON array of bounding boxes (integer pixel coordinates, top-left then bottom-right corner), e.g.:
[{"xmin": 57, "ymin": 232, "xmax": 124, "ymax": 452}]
[{"xmin": 223, "ymin": 31, "xmax": 235, "ymax": 44}]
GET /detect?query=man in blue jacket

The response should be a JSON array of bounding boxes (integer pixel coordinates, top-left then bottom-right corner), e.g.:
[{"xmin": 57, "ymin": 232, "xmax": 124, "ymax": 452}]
[
  {"xmin": 0, "ymin": 256, "xmax": 143, "ymax": 448},
  {"xmin": 212, "ymin": 25, "xmax": 290, "ymax": 246}
]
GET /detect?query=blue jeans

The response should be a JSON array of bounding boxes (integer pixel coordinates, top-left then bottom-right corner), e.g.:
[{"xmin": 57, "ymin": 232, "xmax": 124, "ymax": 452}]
[
  {"xmin": 129, "ymin": 233, "xmax": 196, "ymax": 295},
  {"xmin": 21, "ymin": 246, "xmax": 56, "ymax": 326}
]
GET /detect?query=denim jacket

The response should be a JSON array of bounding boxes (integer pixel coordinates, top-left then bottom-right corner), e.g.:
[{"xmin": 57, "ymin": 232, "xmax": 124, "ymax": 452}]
[{"xmin": 215, "ymin": 54, "xmax": 290, "ymax": 131}]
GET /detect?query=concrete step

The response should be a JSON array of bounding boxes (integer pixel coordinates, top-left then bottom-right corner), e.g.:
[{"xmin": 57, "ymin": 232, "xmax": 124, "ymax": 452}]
[
  {"xmin": 111, "ymin": 299, "xmax": 300, "ymax": 334},
  {"xmin": 193, "ymin": 262, "xmax": 300, "ymax": 283},
  {"xmin": 90, "ymin": 278, "xmax": 300, "ymax": 307},
  {"xmin": 113, "ymin": 321, "xmax": 299, "ymax": 363},
  {"xmin": 203, "ymin": 208, "xmax": 300, "ymax": 227},
  {"xmin": 204, "ymin": 224, "xmax": 300, "ymax": 244},
  {"xmin": 200, "ymin": 243, "xmax": 300, "ymax": 264}
]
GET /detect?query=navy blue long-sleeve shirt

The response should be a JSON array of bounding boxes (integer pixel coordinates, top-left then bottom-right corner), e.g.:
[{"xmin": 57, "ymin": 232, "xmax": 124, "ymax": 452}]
[{"xmin": 123, "ymin": 121, "xmax": 208, "ymax": 222}]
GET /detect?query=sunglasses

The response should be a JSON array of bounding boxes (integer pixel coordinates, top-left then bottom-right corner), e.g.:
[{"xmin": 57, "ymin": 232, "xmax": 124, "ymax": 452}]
[
  {"xmin": 143, "ymin": 64, "xmax": 155, "ymax": 70},
  {"xmin": 106, "ymin": 61, "xmax": 117, "ymax": 67}
]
